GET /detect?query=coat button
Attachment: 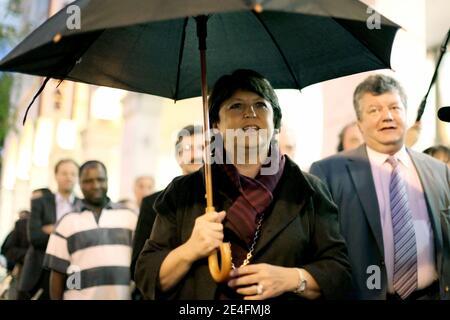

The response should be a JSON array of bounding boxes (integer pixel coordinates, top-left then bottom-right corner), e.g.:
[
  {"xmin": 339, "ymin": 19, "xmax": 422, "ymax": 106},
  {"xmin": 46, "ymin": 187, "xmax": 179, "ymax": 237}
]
[
  {"xmin": 380, "ymin": 260, "xmax": 385, "ymax": 266},
  {"xmin": 445, "ymin": 286, "xmax": 449, "ymax": 293}
]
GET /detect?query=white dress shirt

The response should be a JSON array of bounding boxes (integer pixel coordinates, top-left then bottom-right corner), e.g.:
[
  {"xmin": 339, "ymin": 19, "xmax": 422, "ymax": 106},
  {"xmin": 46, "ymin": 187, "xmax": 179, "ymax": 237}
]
[
  {"xmin": 55, "ymin": 192, "xmax": 76, "ymax": 221},
  {"xmin": 366, "ymin": 145, "xmax": 438, "ymax": 293}
]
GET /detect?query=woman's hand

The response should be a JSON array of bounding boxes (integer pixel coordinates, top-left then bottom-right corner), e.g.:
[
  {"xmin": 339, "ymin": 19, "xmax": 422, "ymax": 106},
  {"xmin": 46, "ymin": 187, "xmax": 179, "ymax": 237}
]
[
  {"xmin": 227, "ymin": 263, "xmax": 321, "ymax": 300},
  {"xmin": 159, "ymin": 210, "xmax": 226, "ymax": 292},
  {"xmin": 227, "ymin": 264, "xmax": 295, "ymax": 300},
  {"xmin": 182, "ymin": 210, "xmax": 226, "ymax": 262}
]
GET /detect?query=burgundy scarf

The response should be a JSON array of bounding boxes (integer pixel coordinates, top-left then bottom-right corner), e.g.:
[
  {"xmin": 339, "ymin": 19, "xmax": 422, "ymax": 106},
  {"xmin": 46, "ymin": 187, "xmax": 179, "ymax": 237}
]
[{"xmin": 218, "ymin": 149, "xmax": 286, "ymax": 247}]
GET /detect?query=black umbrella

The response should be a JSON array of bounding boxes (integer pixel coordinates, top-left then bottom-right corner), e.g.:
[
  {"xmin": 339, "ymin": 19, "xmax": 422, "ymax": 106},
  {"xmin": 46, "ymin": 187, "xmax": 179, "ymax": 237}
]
[
  {"xmin": 0, "ymin": 0, "xmax": 400, "ymax": 282},
  {"xmin": 0, "ymin": 0, "xmax": 400, "ymax": 99}
]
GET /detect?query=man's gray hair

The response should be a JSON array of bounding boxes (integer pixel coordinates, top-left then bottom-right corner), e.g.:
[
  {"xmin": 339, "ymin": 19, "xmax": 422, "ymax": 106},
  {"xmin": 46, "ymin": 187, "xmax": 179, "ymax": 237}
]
[{"xmin": 353, "ymin": 74, "xmax": 407, "ymax": 120}]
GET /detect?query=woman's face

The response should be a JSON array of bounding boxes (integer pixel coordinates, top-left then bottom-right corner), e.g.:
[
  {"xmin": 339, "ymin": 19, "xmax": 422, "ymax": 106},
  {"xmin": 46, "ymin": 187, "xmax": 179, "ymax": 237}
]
[{"xmin": 214, "ymin": 89, "xmax": 274, "ymax": 161}]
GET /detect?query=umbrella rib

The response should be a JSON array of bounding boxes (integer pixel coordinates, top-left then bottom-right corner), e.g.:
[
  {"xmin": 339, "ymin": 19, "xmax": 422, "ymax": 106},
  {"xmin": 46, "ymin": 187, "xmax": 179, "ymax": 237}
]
[
  {"xmin": 174, "ymin": 17, "xmax": 189, "ymax": 101},
  {"xmin": 20, "ymin": 31, "xmax": 104, "ymax": 124},
  {"xmin": 251, "ymin": 11, "xmax": 301, "ymax": 90},
  {"xmin": 22, "ymin": 76, "xmax": 51, "ymax": 125}
]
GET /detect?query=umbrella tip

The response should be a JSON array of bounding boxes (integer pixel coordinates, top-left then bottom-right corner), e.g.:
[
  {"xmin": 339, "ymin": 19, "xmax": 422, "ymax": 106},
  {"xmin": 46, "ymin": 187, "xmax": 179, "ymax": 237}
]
[
  {"xmin": 253, "ymin": 4, "xmax": 263, "ymax": 13},
  {"xmin": 53, "ymin": 33, "xmax": 62, "ymax": 43}
]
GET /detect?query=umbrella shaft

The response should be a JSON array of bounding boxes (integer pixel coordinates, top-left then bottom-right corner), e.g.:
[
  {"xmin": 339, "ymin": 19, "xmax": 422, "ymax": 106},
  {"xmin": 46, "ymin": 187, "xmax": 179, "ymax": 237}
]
[{"xmin": 199, "ymin": 46, "xmax": 214, "ymax": 211}]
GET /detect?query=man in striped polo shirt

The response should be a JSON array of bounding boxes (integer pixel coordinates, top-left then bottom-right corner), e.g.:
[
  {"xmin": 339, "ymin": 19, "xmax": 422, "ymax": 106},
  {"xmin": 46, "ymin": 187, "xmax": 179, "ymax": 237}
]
[{"xmin": 44, "ymin": 160, "xmax": 137, "ymax": 300}]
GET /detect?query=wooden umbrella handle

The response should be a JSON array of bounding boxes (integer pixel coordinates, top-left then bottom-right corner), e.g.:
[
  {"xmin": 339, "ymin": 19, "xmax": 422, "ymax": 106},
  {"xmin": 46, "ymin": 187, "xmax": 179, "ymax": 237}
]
[
  {"xmin": 205, "ymin": 206, "xmax": 232, "ymax": 283},
  {"xmin": 208, "ymin": 242, "xmax": 232, "ymax": 283}
]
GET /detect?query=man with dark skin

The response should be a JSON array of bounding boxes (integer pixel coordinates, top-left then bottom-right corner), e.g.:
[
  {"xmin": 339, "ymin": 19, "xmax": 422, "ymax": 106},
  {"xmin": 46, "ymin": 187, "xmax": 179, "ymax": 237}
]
[
  {"xmin": 49, "ymin": 162, "xmax": 108, "ymax": 299},
  {"xmin": 46, "ymin": 161, "xmax": 136, "ymax": 300}
]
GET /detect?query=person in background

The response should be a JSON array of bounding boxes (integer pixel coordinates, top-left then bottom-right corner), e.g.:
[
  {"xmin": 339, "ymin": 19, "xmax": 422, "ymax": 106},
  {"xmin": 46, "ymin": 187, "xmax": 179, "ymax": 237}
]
[
  {"xmin": 337, "ymin": 121, "xmax": 364, "ymax": 152},
  {"xmin": 0, "ymin": 210, "xmax": 30, "ymax": 299},
  {"xmin": 130, "ymin": 125, "xmax": 204, "ymax": 299},
  {"xmin": 1, "ymin": 211, "xmax": 30, "ymax": 272},
  {"xmin": 44, "ymin": 160, "xmax": 137, "ymax": 300},
  {"xmin": 18, "ymin": 159, "xmax": 81, "ymax": 300},
  {"xmin": 423, "ymin": 144, "xmax": 450, "ymax": 166},
  {"xmin": 133, "ymin": 176, "xmax": 155, "ymax": 212}
]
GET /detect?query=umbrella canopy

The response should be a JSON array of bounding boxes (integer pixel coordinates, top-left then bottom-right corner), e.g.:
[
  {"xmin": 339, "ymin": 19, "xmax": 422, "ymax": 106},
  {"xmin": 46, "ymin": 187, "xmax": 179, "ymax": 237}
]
[{"xmin": 0, "ymin": 0, "xmax": 400, "ymax": 100}]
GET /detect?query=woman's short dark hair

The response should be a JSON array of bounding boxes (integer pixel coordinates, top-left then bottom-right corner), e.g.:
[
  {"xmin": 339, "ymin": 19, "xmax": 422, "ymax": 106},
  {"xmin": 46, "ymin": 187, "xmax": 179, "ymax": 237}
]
[{"xmin": 208, "ymin": 69, "xmax": 282, "ymax": 130}]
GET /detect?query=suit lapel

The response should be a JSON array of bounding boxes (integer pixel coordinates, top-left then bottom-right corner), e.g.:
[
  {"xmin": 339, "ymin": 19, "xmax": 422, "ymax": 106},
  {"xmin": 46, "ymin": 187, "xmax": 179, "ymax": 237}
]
[
  {"xmin": 347, "ymin": 146, "xmax": 384, "ymax": 258},
  {"xmin": 408, "ymin": 150, "xmax": 443, "ymax": 272}
]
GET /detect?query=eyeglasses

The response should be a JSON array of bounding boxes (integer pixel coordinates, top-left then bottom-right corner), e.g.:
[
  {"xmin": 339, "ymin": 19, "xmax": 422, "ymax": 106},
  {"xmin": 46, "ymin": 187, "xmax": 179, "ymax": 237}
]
[{"xmin": 225, "ymin": 101, "xmax": 271, "ymax": 114}]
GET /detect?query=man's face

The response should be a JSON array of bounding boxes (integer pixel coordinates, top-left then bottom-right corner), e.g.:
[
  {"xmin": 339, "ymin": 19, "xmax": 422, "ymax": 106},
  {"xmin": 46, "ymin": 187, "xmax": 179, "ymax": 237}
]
[
  {"xmin": 134, "ymin": 177, "xmax": 154, "ymax": 203},
  {"xmin": 55, "ymin": 162, "xmax": 78, "ymax": 194},
  {"xmin": 342, "ymin": 123, "xmax": 363, "ymax": 151},
  {"xmin": 214, "ymin": 90, "xmax": 274, "ymax": 157},
  {"xmin": 177, "ymin": 133, "xmax": 204, "ymax": 175},
  {"xmin": 357, "ymin": 91, "xmax": 406, "ymax": 154},
  {"xmin": 80, "ymin": 164, "xmax": 108, "ymax": 206}
]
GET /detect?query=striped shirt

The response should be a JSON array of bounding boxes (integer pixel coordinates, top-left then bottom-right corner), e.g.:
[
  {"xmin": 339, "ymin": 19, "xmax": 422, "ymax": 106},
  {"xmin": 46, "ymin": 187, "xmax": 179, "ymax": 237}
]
[{"xmin": 44, "ymin": 201, "xmax": 137, "ymax": 300}]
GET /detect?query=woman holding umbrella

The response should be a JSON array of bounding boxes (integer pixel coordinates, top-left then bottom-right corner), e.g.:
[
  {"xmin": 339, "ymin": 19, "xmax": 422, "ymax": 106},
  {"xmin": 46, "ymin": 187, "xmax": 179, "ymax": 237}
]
[{"xmin": 135, "ymin": 69, "xmax": 352, "ymax": 300}]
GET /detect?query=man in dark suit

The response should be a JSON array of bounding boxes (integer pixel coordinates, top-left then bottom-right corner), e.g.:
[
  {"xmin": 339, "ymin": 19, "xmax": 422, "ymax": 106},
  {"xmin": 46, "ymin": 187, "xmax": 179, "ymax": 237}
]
[
  {"xmin": 130, "ymin": 125, "xmax": 204, "ymax": 299},
  {"xmin": 18, "ymin": 159, "xmax": 81, "ymax": 300},
  {"xmin": 310, "ymin": 74, "xmax": 450, "ymax": 300}
]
